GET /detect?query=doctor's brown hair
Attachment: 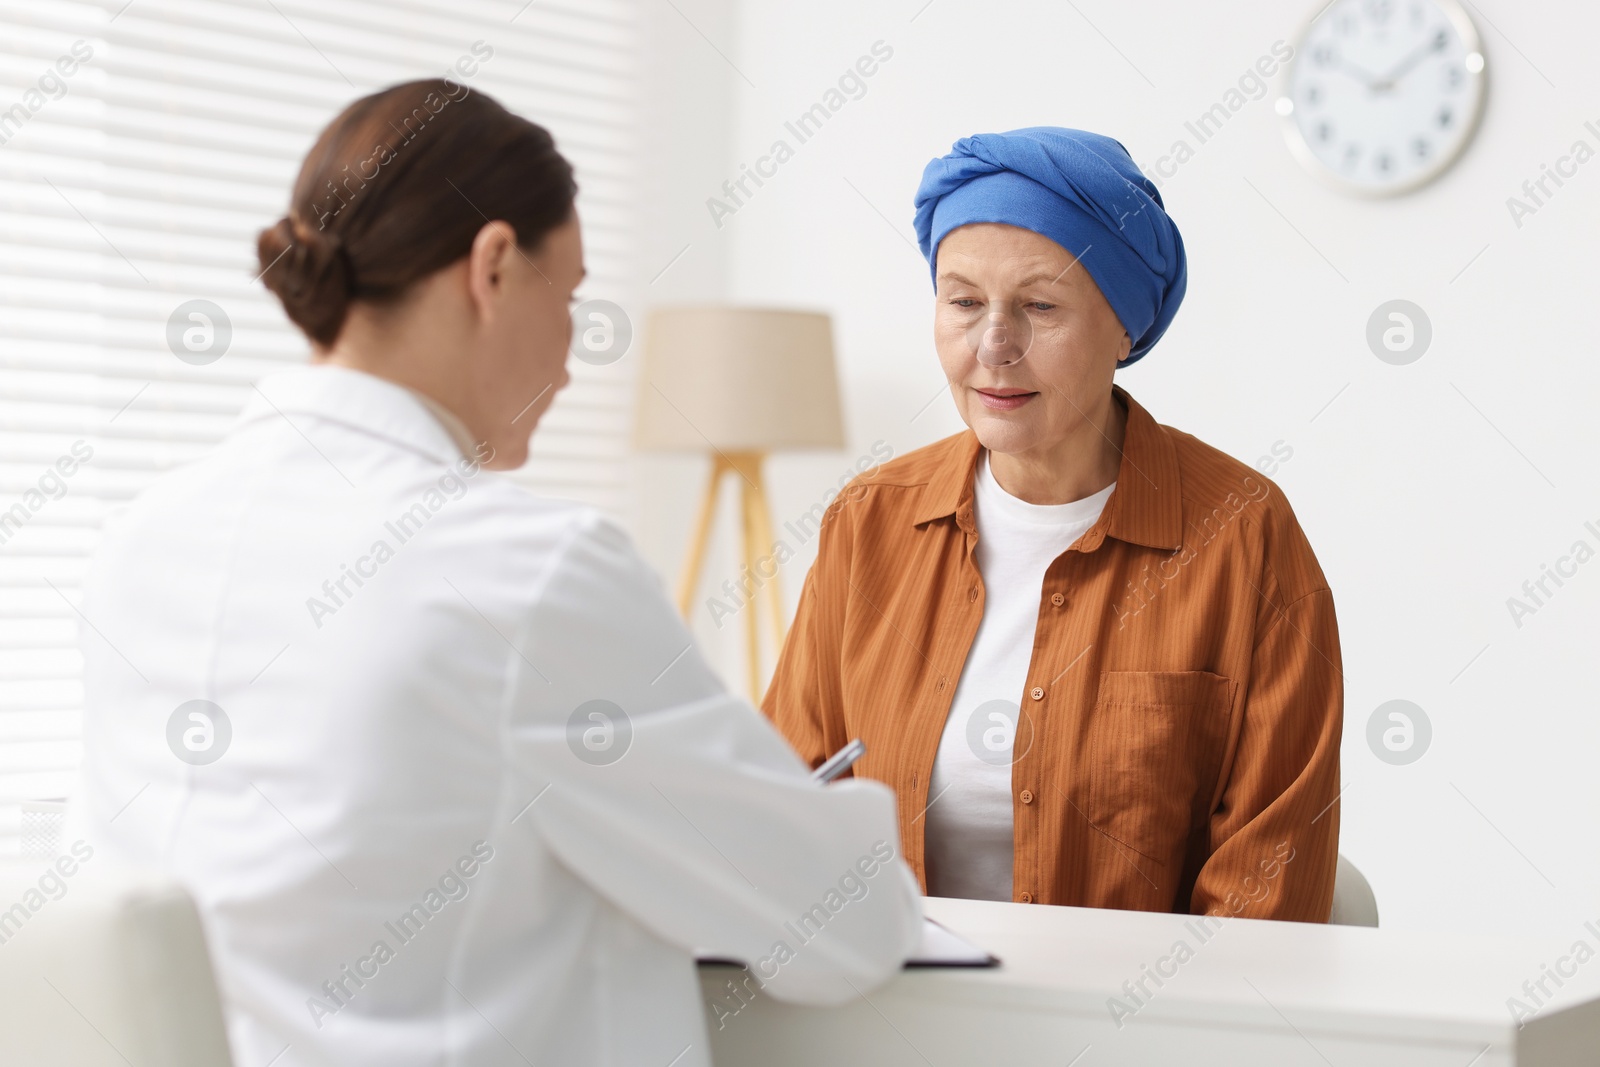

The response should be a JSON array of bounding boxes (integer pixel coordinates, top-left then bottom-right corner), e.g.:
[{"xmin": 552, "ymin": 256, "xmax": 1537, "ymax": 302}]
[{"xmin": 257, "ymin": 78, "xmax": 577, "ymax": 347}]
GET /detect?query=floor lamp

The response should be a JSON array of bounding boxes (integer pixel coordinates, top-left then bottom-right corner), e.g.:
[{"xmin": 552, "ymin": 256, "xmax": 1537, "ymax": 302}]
[{"xmin": 635, "ymin": 307, "xmax": 845, "ymax": 705}]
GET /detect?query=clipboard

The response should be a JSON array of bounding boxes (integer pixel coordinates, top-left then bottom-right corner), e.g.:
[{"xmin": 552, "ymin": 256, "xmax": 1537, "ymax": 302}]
[{"xmin": 904, "ymin": 916, "xmax": 1000, "ymax": 968}]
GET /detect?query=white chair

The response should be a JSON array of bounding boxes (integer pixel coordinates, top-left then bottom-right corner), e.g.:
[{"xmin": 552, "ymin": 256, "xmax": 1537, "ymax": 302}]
[
  {"xmin": 0, "ymin": 858, "xmax": 233, "ymax": 1066},
  {"xmin": 1328, "ymin": 852, "xmax": 1379, "ymax": 927}
]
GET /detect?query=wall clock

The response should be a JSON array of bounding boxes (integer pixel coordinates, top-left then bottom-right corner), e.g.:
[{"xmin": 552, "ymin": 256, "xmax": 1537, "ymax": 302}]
[{"xmin": 1276, "ymin": 0, "xmax": 1488, "ymax": 196}]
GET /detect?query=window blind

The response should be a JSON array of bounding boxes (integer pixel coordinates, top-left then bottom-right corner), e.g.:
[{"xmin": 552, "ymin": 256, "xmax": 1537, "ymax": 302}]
[{"xmin": 0, "ymin": 0, "xmax": 642, "ymax": 854}]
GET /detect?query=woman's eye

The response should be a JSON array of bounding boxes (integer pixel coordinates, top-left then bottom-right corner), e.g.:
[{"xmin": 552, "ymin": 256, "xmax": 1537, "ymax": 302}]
[
  {"xmin": 1028, "ymin": 302, "xmax": 1055, "ymax": 311},
  {"xmin": 952, "ymin": 298, "xmax": 978, "ymax": 308}
]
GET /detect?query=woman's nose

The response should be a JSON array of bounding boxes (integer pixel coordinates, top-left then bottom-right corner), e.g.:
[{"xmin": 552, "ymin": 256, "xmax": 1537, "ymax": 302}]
[{"xmin": 970, "ymin": 309, "xmax": 1031, "ymax": 367}]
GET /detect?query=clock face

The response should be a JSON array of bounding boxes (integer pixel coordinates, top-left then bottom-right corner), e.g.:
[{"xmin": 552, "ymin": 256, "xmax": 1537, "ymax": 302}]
[{"xmin": 1278, "ymin": 0, "xmax": 1488, "ymax": 195}]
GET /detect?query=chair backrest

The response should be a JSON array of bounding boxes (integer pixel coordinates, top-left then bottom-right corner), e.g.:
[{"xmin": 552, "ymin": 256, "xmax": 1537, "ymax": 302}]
[
  {"xmin": 1327, "ymin": 852, "xmax": 1379, "ymax": 927},
  {"xmin": 0, "ymin": 857, "xmax": 234, "ymax": 1066}
]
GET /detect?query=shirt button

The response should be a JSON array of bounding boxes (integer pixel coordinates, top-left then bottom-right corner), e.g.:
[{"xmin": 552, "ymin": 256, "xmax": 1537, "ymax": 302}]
[
  {"xmin": 968, "ymin": 585, "xmax": 979, "ymax": 602},
  {"xmin": 1020, "ymin": 789, "xmax": 1034, "ymax": 804},
  {"xmin": 1030, "ymin": 686, "xmax": 1044, "ymax": 701},
  {"xmin": 1019, "ymin": 891, "xmax": 1033, "ymax": 904},
  {"xmin": 1050, "ymin": 592, "xmax": 1065, "ymax": 607}
]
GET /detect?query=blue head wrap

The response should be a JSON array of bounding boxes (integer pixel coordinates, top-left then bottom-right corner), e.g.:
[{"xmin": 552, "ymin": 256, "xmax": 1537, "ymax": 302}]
[{"xmin": 913, "ymin": 127, "xmax": 1186, "ymax": 365}]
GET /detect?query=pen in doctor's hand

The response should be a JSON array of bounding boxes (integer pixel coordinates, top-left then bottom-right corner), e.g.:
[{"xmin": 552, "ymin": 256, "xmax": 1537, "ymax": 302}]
[{"xmin": 812, "ymin": 738, "xmax": 866, "ymax": 783}]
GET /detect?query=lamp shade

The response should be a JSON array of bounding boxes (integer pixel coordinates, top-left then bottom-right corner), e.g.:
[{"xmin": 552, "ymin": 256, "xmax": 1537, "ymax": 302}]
[{"xmin": 633, "ymin": 306, "xmax": 846, "ymax": 452}]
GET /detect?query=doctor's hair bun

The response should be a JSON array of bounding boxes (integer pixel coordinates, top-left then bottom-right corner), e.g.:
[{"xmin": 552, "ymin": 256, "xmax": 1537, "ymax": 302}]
[
  {"xmin": 255, "ymin": 77, "xmax": 577, "ymax": 350},
  {"xmin": 257, "ymin": 217, "xmax": 352, "ymax": 347}
]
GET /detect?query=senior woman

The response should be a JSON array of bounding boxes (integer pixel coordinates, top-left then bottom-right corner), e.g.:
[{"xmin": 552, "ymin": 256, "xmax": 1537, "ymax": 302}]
[{"xmin": 764, "ymin": 127, "xmax": 1342, "ymax": 922}]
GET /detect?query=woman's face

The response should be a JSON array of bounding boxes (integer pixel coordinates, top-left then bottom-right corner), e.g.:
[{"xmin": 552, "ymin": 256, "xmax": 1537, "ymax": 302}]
[
  {"xmin": 474, "ymin": 213, "xmax": 585, "ymax": 468},
  {"xmin": 933, "ymin": 222, "xmax": 1130, "ymax": 461}
]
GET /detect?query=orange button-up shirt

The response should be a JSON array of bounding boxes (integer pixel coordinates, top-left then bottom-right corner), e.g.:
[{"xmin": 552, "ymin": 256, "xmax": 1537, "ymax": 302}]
[{"xmin": 762, "ymin": 387, "xmax": 1342, "ymax": 922}]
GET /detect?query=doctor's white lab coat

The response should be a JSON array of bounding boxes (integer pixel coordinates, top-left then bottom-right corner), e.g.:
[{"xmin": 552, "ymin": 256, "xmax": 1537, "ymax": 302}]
[{"xmin": 67, "ymin": 364, "xmax": 922, "ymax": 1067}]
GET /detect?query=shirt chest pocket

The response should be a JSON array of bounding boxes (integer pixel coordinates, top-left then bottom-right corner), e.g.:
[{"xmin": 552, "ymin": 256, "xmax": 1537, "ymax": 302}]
[{"xmin": 1076, "ymin": 670, "xmax": 1235, "ymax": 866}]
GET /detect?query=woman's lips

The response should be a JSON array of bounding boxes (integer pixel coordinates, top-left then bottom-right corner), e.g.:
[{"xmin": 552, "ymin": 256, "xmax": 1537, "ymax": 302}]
[{"xmin": 974, "ymin": 387, "xmax": 1038, "ymax": 411}]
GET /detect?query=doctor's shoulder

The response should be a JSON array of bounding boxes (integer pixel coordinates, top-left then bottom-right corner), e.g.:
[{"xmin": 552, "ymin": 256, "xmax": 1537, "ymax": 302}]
[
  {"xmin": 419, "ymin": 468, "xmax": 655, "ymax": 590},
  {"xmin": 85, "ymin": 445, "xmax": 234, "ymax": 557}
]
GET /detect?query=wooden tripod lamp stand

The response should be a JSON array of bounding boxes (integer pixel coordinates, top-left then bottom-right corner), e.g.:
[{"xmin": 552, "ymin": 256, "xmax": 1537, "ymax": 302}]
[{"xmin": 635, "ymin": 308, "xmax": 845, "ymax": 705}]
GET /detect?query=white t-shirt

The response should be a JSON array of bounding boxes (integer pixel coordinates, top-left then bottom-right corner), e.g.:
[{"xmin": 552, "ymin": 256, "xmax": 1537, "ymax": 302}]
[{"xmin": 924, "ymin": 450, "xmax": 1114, "ymax": 901}]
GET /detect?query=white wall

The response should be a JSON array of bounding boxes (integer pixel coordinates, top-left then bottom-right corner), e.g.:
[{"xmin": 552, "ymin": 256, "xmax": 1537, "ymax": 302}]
[
  {"xmin": 634, "ymin": 0, "xmax": 1600, "ymax": 939},
  {"xmin": 631, "ymin": 0, "xmax": 735, "ymax": 559}
]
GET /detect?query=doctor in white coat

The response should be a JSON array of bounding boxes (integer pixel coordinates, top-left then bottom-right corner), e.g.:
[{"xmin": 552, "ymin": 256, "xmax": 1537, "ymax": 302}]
[{"xmin": 68, "ymin": 79, "xmax": 921, "ymax": 1067}]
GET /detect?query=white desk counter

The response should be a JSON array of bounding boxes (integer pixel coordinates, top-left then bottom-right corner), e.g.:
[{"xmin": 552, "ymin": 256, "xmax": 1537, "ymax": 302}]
[{"xmin": 701, "ymin": 897, "xmax": 1600, "ymax": 1066}]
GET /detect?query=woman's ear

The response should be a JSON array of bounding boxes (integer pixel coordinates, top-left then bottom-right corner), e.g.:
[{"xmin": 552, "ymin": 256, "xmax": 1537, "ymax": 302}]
[
  {"xmin": 465, "ymin": 220, "xmax": 519, "ymax": 321},
  {"xmin": 1116, "ymin": 332, "xmax": 1132, "ymax": 362}
]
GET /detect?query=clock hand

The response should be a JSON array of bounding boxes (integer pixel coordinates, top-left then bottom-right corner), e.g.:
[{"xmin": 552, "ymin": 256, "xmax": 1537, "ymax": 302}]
[
  {"xmin": 1374, "ymin": 34, "xmax": 1448, "ymax": 90},
  {"xmin": 1330, "ymin": 58, "xmax": 1383, "ymax": 90}
]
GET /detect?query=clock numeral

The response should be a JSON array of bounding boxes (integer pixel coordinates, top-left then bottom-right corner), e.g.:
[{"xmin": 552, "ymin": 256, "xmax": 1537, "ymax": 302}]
[
  {"xmin": 1305, "ymin": 84, "xmax": 1322, "ymax": 106},
  {"xmin": 1438, "ymin": 106, "xmax": 1454, "ymax": 129},
  {"xmin": 1364, "ymin": 0, "xmax": 1394, "ymax": 24},
  {"xmin": 1342, "ymin": 143, "xmax": 1362, "ymax": 169},
  {"xmin": 1433, "ymin": 28, "xmax": 1449, "ymax": 51},
  {"xmin": 1444, "ymin": 65, "xmax": 1463, "ymax": 89},
  {"xmin": 1412, "ymin": 136, "xmax": 1431, "ymax": 158},
  {"xmin": 1375, "ymin": 151, "xmax": 1394, "ymax": 174},
  {"xmin": 1317, "ymin": 122, "xmax": 1334, "ymax": 143},
  {"xmin": 1313, "ymin": 44, "xmax": 1336, "ymax": 66}
]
